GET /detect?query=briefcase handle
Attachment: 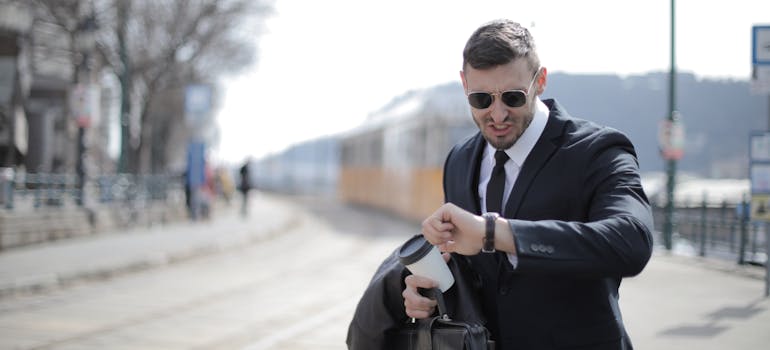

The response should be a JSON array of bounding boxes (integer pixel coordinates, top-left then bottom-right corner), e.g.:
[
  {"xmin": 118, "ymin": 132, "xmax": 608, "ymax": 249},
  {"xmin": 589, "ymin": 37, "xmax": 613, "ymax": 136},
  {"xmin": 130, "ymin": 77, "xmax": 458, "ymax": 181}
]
[{"xmin": 419, "ymin": 287, "xmax": 450, "ymax": 320}]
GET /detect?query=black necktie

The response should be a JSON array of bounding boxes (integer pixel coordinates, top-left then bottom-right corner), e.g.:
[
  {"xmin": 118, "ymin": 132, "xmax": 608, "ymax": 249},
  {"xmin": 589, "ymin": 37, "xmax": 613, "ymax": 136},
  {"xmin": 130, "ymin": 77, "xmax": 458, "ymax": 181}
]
[{"xmin": 486, "ymin": 150, "xmax": 509, "ymax": 214}]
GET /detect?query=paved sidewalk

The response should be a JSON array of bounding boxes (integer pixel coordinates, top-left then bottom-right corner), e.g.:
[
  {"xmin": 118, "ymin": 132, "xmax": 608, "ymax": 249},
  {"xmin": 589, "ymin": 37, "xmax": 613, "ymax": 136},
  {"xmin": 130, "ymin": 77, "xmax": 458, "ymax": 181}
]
[
  {"xmin": 0, "ymin": 193, "xmax": 299, "ymax": 298},
  {"xmin": 621, "ymin": 252, "xmax": 770, "ymax": 349}
]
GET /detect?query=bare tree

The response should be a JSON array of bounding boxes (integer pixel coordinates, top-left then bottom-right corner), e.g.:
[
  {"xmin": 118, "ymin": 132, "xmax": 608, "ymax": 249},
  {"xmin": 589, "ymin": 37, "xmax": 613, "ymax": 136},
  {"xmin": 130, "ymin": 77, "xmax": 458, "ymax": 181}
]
[
  {"xmin": 22, "ymin": 0, "xmax": 273, "ymax": 174},
  {"xmin": 110, "ymin": 0, "xmax": 273, "ymax": 173}
]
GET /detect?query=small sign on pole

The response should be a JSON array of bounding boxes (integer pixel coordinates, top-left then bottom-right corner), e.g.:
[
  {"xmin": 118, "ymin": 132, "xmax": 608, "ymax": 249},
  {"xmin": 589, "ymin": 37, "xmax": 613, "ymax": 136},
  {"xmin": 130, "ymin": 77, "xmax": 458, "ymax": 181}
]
[
  {"xmin": 751, "ymin": 25, "xmax": 770, "ymax": 94},
  {"xmin": 185, "ymin": 84, "xmax": 212, "ymax": 127},
  {"xmin": 659, "ymin": 113, "xmax": 685, "ymax": 161},
  {"xmin": 70, "ymin": 83, "xmax": 100, "ymax": 128}
]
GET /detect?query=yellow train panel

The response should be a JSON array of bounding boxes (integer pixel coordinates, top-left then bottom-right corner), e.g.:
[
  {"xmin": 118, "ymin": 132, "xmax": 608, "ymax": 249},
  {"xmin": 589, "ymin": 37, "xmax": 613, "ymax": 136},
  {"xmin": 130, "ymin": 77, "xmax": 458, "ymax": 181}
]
[{"xmin": 339, "ymin": 166, "xmax": 444, "ymax": 223}]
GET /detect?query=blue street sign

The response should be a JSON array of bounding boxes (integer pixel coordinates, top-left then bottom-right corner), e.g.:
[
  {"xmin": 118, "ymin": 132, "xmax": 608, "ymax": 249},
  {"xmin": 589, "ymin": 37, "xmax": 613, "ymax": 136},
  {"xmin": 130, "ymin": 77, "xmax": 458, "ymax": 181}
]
[
  {"xmin": 752, "ymin": 25, "xmax": 770, "ymax": 65},
  {"xmin": 185, "ymin": 84, "xmax": 212, "ymax": 114}
]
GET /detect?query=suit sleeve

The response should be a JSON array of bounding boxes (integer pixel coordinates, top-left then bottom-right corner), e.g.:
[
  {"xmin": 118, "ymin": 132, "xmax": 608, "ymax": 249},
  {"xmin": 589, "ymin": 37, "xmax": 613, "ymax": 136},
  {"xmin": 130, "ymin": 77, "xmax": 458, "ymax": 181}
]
[
  {"xmin": 510, "ymin": 130, "xmax": 654, "ymax": 278},
  {"xmin": 346, "ymin": 248, "xmax": 409, "ymax": 350}
]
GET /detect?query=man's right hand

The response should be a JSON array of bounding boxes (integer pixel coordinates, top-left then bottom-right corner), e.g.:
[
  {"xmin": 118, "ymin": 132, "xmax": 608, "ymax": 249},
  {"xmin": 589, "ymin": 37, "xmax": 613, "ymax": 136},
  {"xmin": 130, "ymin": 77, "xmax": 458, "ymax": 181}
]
[
  {"xmin": 402, "ymin": 252, "xmax": 451, "ymax": 319},
  {"xmin": 402, "ymin": 274, "xmax": 438, "ymax": 319}
]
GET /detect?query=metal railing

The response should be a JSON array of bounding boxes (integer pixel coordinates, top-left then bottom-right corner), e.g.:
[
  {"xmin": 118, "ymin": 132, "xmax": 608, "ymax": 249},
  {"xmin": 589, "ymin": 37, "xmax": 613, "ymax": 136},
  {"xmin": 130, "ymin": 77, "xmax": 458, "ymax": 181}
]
[
  {"xmin": 652, "ymin": 198, "xmax": 768, "ymax": 266},
  {"xmin": 0, "ymin": 170, "xmax": 189, "ymax": 250},
  {"xmin": 1, "ymin": 171, "xmax": 185, "ymax": 213}
]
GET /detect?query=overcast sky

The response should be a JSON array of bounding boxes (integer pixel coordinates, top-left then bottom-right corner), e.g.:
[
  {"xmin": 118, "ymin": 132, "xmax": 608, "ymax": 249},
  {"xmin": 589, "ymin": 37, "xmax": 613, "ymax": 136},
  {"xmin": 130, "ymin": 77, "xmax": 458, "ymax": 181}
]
[{"xmin": 214, "ymin": 0, "xmax": 770, "ymax": 164}]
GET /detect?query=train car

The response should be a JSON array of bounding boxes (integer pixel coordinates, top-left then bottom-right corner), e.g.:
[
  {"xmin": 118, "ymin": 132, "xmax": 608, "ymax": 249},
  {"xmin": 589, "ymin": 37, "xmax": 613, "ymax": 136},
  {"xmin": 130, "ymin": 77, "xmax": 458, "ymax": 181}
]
[
  {"xmin": 338, "ymin": 82, "xmax": 476, "ymax": 222},
  {"xmin": 254, "ymin": 136, "xmax": 340, "ymax": 195}
]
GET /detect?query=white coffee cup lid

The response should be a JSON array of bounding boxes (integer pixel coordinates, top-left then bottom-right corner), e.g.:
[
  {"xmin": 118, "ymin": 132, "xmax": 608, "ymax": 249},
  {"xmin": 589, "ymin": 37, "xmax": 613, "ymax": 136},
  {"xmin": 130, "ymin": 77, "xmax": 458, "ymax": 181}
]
[{"xmin": 398, "ymin": 234, "xmax": 432, "ymax": 266}]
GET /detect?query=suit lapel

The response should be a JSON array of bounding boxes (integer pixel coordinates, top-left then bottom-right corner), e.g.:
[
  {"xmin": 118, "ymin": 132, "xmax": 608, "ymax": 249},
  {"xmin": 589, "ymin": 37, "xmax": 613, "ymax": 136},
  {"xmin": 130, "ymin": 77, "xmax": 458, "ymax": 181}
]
[
  {"xmin": 458, "ymin": 133, "xmax": 486, "ymax": 215},
  {"xmin": 504, "ymin": 100, "xmax": 568, "ymax": 218}
]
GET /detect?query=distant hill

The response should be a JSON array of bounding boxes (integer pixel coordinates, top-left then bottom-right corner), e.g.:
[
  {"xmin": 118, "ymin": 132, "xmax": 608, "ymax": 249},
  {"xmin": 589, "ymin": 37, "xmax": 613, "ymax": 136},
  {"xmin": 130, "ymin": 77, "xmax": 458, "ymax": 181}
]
[
  {"xmin": 285, "ymin": 72, "xmax": 767, "ymax": 180},
  {"xmin": 543, "ymin": 72, "xmax": 768, "ymax": 177}
]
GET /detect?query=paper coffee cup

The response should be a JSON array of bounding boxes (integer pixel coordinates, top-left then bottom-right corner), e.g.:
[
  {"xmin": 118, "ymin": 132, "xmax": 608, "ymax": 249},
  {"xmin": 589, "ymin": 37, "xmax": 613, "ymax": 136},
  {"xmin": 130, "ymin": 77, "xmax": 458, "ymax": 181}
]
[{"xmin": 398, "ymin": 234, "xmax": 455, "ymax": 292}]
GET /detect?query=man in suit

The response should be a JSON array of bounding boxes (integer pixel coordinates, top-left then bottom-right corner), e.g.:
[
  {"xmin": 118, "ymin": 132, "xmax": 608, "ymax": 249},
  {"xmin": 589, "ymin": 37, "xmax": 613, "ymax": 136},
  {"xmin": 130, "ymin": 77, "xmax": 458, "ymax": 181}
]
[{"xmin": 403, "ymin": 19, "xmax": 654, "ymax": 349}]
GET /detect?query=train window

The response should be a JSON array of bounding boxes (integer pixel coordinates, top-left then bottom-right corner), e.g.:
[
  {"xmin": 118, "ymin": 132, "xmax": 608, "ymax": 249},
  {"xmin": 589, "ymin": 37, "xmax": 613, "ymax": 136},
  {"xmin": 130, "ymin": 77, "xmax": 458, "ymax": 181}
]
[
  {"xmin": 409, "ymin": 127, "xmax": 425, "ymax": 166},
  {"xmin": 369, "ymin": 132, "xmax": 383, "ymax": 166}
]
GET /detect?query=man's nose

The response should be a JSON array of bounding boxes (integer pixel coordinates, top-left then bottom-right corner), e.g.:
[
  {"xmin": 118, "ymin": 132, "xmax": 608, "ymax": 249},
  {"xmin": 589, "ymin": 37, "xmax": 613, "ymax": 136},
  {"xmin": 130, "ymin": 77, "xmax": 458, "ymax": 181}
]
[{"xmin": 489, "ymin": 96, "xmax": 508, "ymax": 123}]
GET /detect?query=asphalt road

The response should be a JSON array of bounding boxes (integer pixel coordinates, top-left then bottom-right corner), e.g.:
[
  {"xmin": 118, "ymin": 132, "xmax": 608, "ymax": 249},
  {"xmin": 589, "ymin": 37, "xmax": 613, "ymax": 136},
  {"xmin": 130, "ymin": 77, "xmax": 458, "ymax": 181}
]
[{"xmin": 0, "ymin": 194, "xmax": 767, "ymax": 349}]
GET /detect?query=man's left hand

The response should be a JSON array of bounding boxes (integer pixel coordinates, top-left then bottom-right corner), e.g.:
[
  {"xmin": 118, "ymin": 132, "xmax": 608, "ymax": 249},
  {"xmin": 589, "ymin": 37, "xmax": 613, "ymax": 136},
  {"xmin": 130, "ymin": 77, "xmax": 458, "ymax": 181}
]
[{"xmin": 421, "ymin": 203, "xmax": 485, "ymax": 255}]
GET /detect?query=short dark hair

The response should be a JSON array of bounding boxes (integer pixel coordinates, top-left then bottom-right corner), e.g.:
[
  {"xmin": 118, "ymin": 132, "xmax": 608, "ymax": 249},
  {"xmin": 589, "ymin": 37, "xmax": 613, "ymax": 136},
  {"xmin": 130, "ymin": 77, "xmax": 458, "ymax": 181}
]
[{"xmin": 462, "ymin": 19, "xmax": 540, "ymax": 73}]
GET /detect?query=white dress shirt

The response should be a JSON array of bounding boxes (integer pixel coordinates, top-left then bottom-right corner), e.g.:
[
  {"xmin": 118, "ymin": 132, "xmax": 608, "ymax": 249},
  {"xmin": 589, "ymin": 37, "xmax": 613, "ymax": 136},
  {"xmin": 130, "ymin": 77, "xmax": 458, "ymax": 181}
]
[{"xmin": 478, "ymin": 97, "xmax": 549, "ymax": 267}]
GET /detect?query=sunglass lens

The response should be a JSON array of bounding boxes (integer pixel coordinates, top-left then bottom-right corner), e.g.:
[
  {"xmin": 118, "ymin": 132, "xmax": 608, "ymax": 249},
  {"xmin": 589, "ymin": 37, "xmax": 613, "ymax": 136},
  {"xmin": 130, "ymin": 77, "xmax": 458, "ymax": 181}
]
[
  {"xmin": 468, "ymin": 93, "xmax": 493, "ymax": 109},
  {"xmin": 501, "ymin": 91, "xmax": 526, "ymax": 108}
]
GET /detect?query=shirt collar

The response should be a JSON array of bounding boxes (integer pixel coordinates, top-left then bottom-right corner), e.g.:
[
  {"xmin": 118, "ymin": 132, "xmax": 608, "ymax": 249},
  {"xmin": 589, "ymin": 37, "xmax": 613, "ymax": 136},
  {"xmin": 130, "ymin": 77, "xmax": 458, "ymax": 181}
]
[{"xmin": 485, "ymin": 97, "xmax": 550, "ymax": 167}]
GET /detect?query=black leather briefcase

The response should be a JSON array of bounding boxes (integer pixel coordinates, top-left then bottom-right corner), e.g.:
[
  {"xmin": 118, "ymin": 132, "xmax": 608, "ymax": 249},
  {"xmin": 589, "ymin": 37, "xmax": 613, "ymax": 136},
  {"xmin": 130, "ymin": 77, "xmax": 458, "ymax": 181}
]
[
  {"xmin": 388, "ymin": 288, "xmax": 495, "ymax": 350},
  {"xmin": 346, "ymin": 239, "xmax": 495, "ymax": 350}
]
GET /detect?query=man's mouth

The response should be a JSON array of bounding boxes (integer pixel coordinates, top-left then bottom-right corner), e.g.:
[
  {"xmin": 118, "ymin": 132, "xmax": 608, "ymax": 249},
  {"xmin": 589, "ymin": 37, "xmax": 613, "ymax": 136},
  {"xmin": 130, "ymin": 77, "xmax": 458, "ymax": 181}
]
[{"xmin": 488, "ymin": 124, "xmax": 511, "ymax": 136}]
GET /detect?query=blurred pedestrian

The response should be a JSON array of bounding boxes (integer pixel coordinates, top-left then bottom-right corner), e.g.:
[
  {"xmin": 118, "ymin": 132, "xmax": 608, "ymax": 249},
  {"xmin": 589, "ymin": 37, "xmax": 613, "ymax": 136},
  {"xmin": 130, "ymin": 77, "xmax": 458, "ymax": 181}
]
[
  {"xmin": 183, "ymin": 170, "xmax": 191, "ymax": 215},
  {"xmin": 216, "ymin": 166, "xmax": 235, "ymax": 204},
  {"xmin": 239, "ymin": 158, "xmax": 252, "ymax": 217},
  {"xmin": 401, "ymin": 19, "xmax": 654, "ymax": 350},
  {"xmin": 199, "ymin": 161, "xmax": 215, "ymax": 220}
]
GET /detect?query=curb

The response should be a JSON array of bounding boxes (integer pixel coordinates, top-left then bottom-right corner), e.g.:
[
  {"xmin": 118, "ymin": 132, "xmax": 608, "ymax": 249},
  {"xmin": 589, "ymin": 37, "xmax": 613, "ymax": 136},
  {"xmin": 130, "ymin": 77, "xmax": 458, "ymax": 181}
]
[
  {"xmin": 0, "ymin": 213, "xmax": 301, "ymax": 299},
  {"xmin": 652, "ymin": 249, "xmax": 766, "ymax": 281}
]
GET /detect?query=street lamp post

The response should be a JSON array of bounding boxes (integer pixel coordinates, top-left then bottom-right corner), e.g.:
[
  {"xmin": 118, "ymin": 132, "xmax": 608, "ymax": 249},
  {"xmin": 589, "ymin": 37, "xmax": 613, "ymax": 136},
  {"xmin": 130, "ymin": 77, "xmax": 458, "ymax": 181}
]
[
  {"xmin": 662, "ymin": 0, "xmax": 679, "ymax": 251},
  {"xmin": 74, "ymin": 12, "xmax": 97, "ymax": 206}
]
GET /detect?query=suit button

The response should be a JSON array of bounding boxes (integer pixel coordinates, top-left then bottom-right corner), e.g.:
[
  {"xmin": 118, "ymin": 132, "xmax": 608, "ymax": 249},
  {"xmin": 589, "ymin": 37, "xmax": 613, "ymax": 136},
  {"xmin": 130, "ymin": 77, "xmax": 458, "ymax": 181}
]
[
  {"xmin": 499, "ymin": 287, "xmax": 509, "ymax": 295},
  {"xmin": 530, "ymin": 243, "xmax": 540, "ymax": 252},
  {"xmin": 545, "ymin": 245, "xmax": 555, "ymax": 254}
]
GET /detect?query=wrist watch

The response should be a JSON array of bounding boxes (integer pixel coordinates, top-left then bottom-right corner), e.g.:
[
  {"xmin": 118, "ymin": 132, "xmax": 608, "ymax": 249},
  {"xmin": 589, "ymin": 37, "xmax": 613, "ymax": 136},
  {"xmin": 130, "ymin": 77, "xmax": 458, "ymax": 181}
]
[{"xmin": 481, "ymin": 212, "xmax": 499, "ymax": 253}]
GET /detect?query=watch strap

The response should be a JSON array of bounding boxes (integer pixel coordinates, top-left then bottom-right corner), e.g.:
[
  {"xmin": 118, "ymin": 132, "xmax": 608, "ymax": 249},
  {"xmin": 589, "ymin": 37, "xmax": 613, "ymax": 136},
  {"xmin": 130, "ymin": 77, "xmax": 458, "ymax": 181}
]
[{"xmin": 482, "ymin": 212, "xmax": 498, "ymax": 253}]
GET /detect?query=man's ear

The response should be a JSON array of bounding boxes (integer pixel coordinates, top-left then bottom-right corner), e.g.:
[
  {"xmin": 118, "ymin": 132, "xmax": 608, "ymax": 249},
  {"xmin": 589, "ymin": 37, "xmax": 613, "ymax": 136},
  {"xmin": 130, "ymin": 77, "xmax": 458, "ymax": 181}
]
[
  {"xmin": 460, "ymin": 70, "xmax": 468, "ymax": 92},
  {"xmin": 535, "ymin": 67, "xmax": 547, "ymax": 95}
]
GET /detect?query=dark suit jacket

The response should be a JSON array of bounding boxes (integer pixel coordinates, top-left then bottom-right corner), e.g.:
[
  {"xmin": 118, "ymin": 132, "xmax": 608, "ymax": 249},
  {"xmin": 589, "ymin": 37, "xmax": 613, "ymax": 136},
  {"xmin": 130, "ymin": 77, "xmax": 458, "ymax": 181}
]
[
  {"xmin": 444, "ymin": 99, "xmax": 654, "ymax": 350},
  {"xmin": 346, "ymin": 243, "xmax": 487, "ymax": 350}
]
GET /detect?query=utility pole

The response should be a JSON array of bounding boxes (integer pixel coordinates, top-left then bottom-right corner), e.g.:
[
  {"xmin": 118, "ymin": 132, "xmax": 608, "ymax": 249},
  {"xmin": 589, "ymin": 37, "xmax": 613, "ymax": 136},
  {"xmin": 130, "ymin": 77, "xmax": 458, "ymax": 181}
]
[{"xmin": 662, "ymin": 0, "xmax": 679, "ymax": 250}]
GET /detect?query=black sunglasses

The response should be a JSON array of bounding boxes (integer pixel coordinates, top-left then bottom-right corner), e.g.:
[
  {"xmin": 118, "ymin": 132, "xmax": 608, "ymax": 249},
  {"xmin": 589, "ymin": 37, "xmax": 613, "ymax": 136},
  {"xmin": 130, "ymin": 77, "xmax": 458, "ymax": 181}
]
[{"xmin": 466, "ymin": 69, "xmax": 540, "ymax": 109}]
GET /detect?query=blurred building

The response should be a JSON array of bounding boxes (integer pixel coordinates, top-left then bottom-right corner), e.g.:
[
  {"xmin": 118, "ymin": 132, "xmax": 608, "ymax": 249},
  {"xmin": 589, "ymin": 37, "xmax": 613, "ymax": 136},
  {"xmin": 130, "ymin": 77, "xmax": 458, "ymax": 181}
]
[
  {"xmin": 0, "ymin": 2, "xmax": 31, "ymax": 170},
  {"xmin": 0, "ymin": 1, "xmax": 111, "ymax": 179}
]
